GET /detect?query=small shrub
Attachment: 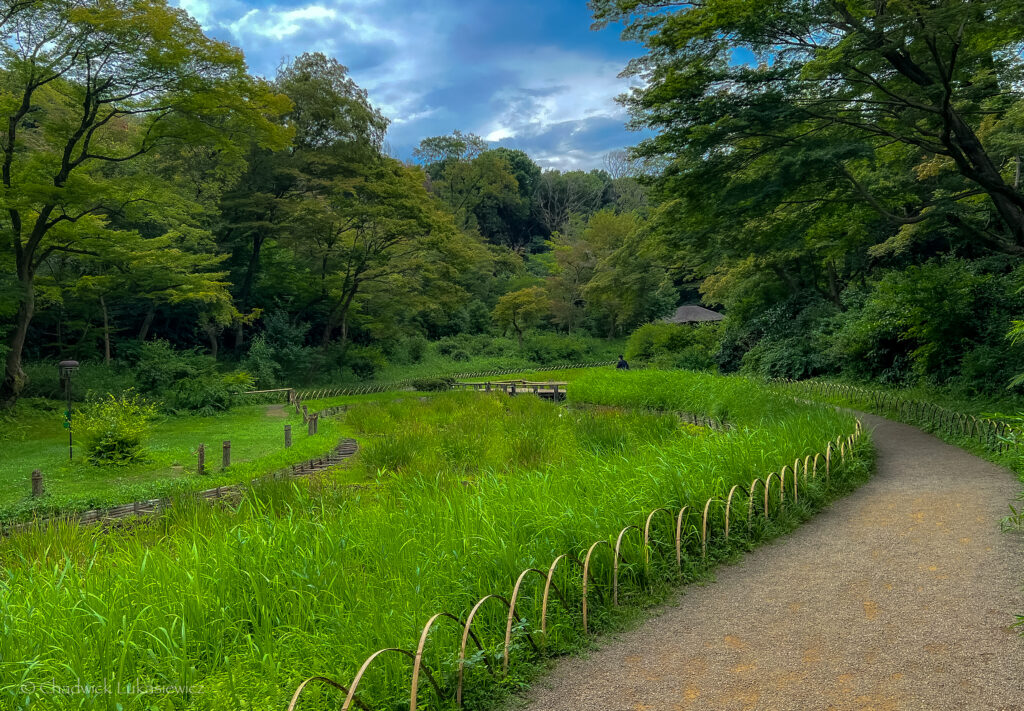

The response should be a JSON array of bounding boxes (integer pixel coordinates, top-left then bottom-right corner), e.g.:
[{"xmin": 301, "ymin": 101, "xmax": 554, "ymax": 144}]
[
  {"xmin": 346, "ymin": 346, "xmax": 388, "ymax": 380},
  {"xmin": 134, "ymin": 340, "xmax": 210, "ymax": 395},
  {"xmin": 521, "ymin": 332, "xmax": 589, "ymax": 364},
  {"xmin": 76, "ymin": 391, "xmax": 158, "ymax": 465},
  {"xmin": 243, "ymin": 335, "xmax": 282, "ymax": 388},
  {"xmin": 408, "ymin": 336, "xmax": 429, "ymax": 363},
  {"xmin": 626, "ymin": 322, "xmax": 721, "ymax": 370},
  {"xmin": 408, "ymin": 377, "xmax": 455, "ymax": 392},
  {"xmin": 166, "ymin": 372, "xmax": 254, "ymax": 415}
]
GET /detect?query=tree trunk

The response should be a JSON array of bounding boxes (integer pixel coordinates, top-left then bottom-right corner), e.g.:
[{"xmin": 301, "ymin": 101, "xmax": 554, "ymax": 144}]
[
  {"xmin": 826, "ymin": 261, "xmax": 843, "ymax": 309},
  {"xmin": 138, "ymin": 303, "xmax": 156, "ymax": 341},
  {"xmin": 100, "ymin": 295, "xmax": 111, "ymax": 365},
  {"xmin": 200, "ymin": 319, "xmax": 219, "ymax": 360},
  {"xmin": 2, "ymin": 275, "xmax": 34, "ymax": 406},
  {"xmin": 323, "ymin": 287, "xmax": 359, "ymax": 349},
  {"xmin": 233, "ymin": 234, "xmax": 264, "ymax": 353},
  {"xmin": 945, "ymin": 111, "xmax": 1024, "ymax": 247}
]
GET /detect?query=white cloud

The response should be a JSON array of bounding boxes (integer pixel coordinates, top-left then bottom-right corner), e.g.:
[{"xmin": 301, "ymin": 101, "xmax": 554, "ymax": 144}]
[
  {"xmin": 169, "ymin": 0, "xmax": 641, "ymax": 169},
  {"xmin": 481, "ymin": 48, "xmax": 636, "ymax": 142},
  {"xmin": 227, "ymin": 5, "xmax": 340, "ymax": 41}
]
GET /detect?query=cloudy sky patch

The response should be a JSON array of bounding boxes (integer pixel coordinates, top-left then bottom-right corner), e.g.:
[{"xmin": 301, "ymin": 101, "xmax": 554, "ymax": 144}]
[{"xmin": 171, "ymin": 0, "xmax": 646, "ymax": 169}]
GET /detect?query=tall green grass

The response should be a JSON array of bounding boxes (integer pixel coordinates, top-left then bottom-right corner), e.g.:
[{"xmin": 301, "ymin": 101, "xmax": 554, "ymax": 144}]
[{"xmin": 0, "ymin": 371, "xmax": 866, "ymax": 711}]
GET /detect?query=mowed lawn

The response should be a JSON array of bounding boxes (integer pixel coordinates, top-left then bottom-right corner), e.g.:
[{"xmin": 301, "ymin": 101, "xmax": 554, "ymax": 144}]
[{"xmin": 0, "ymin": 401, "xmax": 343, "ymax": 517}]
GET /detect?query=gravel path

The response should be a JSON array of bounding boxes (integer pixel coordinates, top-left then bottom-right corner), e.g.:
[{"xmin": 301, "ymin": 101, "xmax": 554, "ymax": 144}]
[{"xmin": 520, "ymin": 414, "xmax": 1024, "ymax": 711}]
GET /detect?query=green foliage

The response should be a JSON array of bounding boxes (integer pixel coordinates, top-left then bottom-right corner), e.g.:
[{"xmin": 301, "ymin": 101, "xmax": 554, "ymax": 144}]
[
  {"xmin": 405, "ymin": 377, "xmax": 454, "ymax": 392},
  {"xmin": 721, "ymin": 297, "xmax": 838, "ymax": 380},
  {"xmin": 829, "ymin": 261, "xmax": 1024, "ymax": 389},
  {"xmin": 345, "ymin": 345, "xmax": 388, "ymax": 380},
  {"xmin": 21, "ymin": 362, "xmax": 135, "ymax": 400},
  {"xmin": 493, "ymin": 286, "xmax": 550, "ymax": 345},
  {"xmin": 0, "ymin": 0, "xmax": 291, "ymax": 401},
  {"xmin": 76, "ymin": 392, "xmax": 158, "ymax": 465},
  {"xmin": 625, "ymin": 322, "xmax": 721, "ymax": 370},
  {"xmin": 242, "ymin": 335, "xmax": 281, "ymax": 388},
  {"xmin": 520, "ymin": 332, "xmax": 590, "ymax": 364},
  {"xmin": 133, "ymin": 340, "xmax": 253, "ymax": 414},
  {"xmin": 0, "ymin": 374, "xmax": 865, "ymax": 710},
  {"xmin": 166, "ymin": 371, "xmax": 254, "ymax": 415},
  {"xmin": 247, "ymin": 312, "xmax": 313, "ymax": 384}
]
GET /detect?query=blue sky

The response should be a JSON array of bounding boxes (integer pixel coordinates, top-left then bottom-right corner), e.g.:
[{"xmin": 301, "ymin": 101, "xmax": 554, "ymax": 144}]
[{"xmin": 172, "ymin": 0, "xmax": 646, "ymax": 169}]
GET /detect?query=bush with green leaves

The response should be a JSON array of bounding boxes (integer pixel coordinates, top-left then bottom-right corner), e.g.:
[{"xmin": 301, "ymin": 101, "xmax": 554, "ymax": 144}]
[
  {"xmin": 76, "ymin": 392, "xmax": 158, "ymax": 465},
  {"xmin": 521, "ymin": 332, "xmax": 589, "ymax": 364},
  {"xmin": 132, "ymin": 340, "xmax": 255, "ymax": 414},
  {"xmin": 345, "ymin": 345, "xmax": 388, "ymax": 379},
  {"xmin": 407, "ymin": 377, "xmax": 455, "ymax": 392},
  {"xmin": 242, "ymin": 335, "xmax": 282, "ymax": 388},
  {"xmin": 625, "ymin": 322, "xmax": 722, "ymax": 370},
  {"xmin": 243, "ymin": 312, "xmax": 313, "ymax": 386},
  {"xmin": 829, "ymin": 260, "xmax": 1024, "ymax": 389}
]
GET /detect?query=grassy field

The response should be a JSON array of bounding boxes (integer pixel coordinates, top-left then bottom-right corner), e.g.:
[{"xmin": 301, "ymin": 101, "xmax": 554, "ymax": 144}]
[
  {"xmin": 0, "ymin": 399, "xmax": 353, "ymax": 521},
  {"xmin": 0, "ymin": 370, "xmax": 869, "ymax": 711}
]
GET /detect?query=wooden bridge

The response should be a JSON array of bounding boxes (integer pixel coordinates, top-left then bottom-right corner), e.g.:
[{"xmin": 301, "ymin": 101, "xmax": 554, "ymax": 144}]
[{"xmin": 452, "ymin": 380, "xmax": 569, "ymax": 401}]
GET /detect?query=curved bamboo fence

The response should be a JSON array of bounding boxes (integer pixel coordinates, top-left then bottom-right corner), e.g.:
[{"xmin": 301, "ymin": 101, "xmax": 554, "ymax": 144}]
[
  {"xmin": 284, "ymin": 420, "xmax": 867, "ymax": 711},
  {"xmin": 775, "ymin": 379, "xmax": 1019, "ymax": 453}
]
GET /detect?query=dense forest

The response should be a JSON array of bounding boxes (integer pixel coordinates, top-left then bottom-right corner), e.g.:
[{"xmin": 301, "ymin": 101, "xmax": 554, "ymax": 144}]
[{"xmin": 2, "ymin": 0, "xmax": 1023, "ymax": 408}]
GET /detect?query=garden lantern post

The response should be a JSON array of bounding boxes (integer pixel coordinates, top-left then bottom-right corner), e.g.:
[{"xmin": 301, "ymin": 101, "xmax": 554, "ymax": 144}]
[{"xmin": 59, "ymin": 360, "xmax": 79, "ymax": 461}]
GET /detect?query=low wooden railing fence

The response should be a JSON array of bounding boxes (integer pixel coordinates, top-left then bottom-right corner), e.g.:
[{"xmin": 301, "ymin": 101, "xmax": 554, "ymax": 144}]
[{"xmin": 6, "ymin": 436, "xmax": 359, "ymax": 536}]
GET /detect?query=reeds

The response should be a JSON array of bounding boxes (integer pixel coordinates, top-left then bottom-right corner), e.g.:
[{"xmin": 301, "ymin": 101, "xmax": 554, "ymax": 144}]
[{"xmin": 0, "ymin": 371, "xmax": 866, "ymax": 710}]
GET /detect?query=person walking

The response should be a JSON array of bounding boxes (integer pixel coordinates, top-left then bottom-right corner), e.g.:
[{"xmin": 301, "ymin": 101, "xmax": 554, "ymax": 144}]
[{"xmin": 616, "ymin": 354, "xmax": 630, "ymax": 370}]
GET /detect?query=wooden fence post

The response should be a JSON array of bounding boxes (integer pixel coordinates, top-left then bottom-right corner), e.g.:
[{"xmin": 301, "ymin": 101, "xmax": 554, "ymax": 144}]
[
  {"xmin": 222, "ymin": 441, "xmax": 231, "ymax": 469},
  {"xmin": 284, "ymin": 425, "xmax": 292, "ymax": 448},
  {"xmin": 313, "ymin": 414, "xmax": 319, "ymax": 434},
  {"xmin": 197, "ymin": 444, "xmax": 206, "ymax": 475},
  {"xmin": 31, "ymin": 469, "xmax": 43, "ymax": 498},
  {"xmin": 308, "ymin": 417, "xmax": 315, "ymax": 436}
]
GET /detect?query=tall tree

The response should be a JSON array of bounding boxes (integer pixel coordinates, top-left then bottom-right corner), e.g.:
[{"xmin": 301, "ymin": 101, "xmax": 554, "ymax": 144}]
[
  {"xmin": 289, "ymin": 158, "xmax": 460, "ymax": 349},
  {"xmin": 493, "ymin": 286, "xmax": 549, "ymax": 346},
  {"xmin": 533, "ymin": 170, "xmax": 609, "ymax": 234},
  {"xmin": 591, "ymin": 0, "xmax": 1024, "ymax": 254},
  {"xmin": 219, "ymin": 52, "xmax": 388, "ymax": 351},
  {"xmin": 415, "ymin": 132, "xmax": 518, "ymax": 232},
  {"xmin": 0, "ymin": 0, "xmax": 289, "ymax": 403}
]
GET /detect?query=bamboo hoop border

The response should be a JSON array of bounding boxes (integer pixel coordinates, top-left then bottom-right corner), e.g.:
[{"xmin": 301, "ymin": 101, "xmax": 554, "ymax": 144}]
[{"xmin": 286, "ymin": 422, "xmax": 868, "ymax": 711}]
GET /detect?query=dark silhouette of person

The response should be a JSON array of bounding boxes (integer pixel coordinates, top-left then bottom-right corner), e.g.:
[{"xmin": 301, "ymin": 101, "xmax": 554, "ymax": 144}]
[{"xmin": 616, "ymin": 354, "xmax": 630, "ymax": 370}]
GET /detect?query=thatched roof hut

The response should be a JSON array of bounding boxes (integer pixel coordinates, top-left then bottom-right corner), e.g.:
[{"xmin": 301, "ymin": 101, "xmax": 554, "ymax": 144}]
[{"xmin": 663, "ymin": 305, "xmax": 724, "ymax": 324}]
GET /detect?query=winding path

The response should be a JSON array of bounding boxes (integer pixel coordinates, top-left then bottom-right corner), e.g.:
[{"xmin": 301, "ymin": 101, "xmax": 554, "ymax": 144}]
[{"xmin": 520, "ymin": 414, "xmax": 1024, "ymax": 710}]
